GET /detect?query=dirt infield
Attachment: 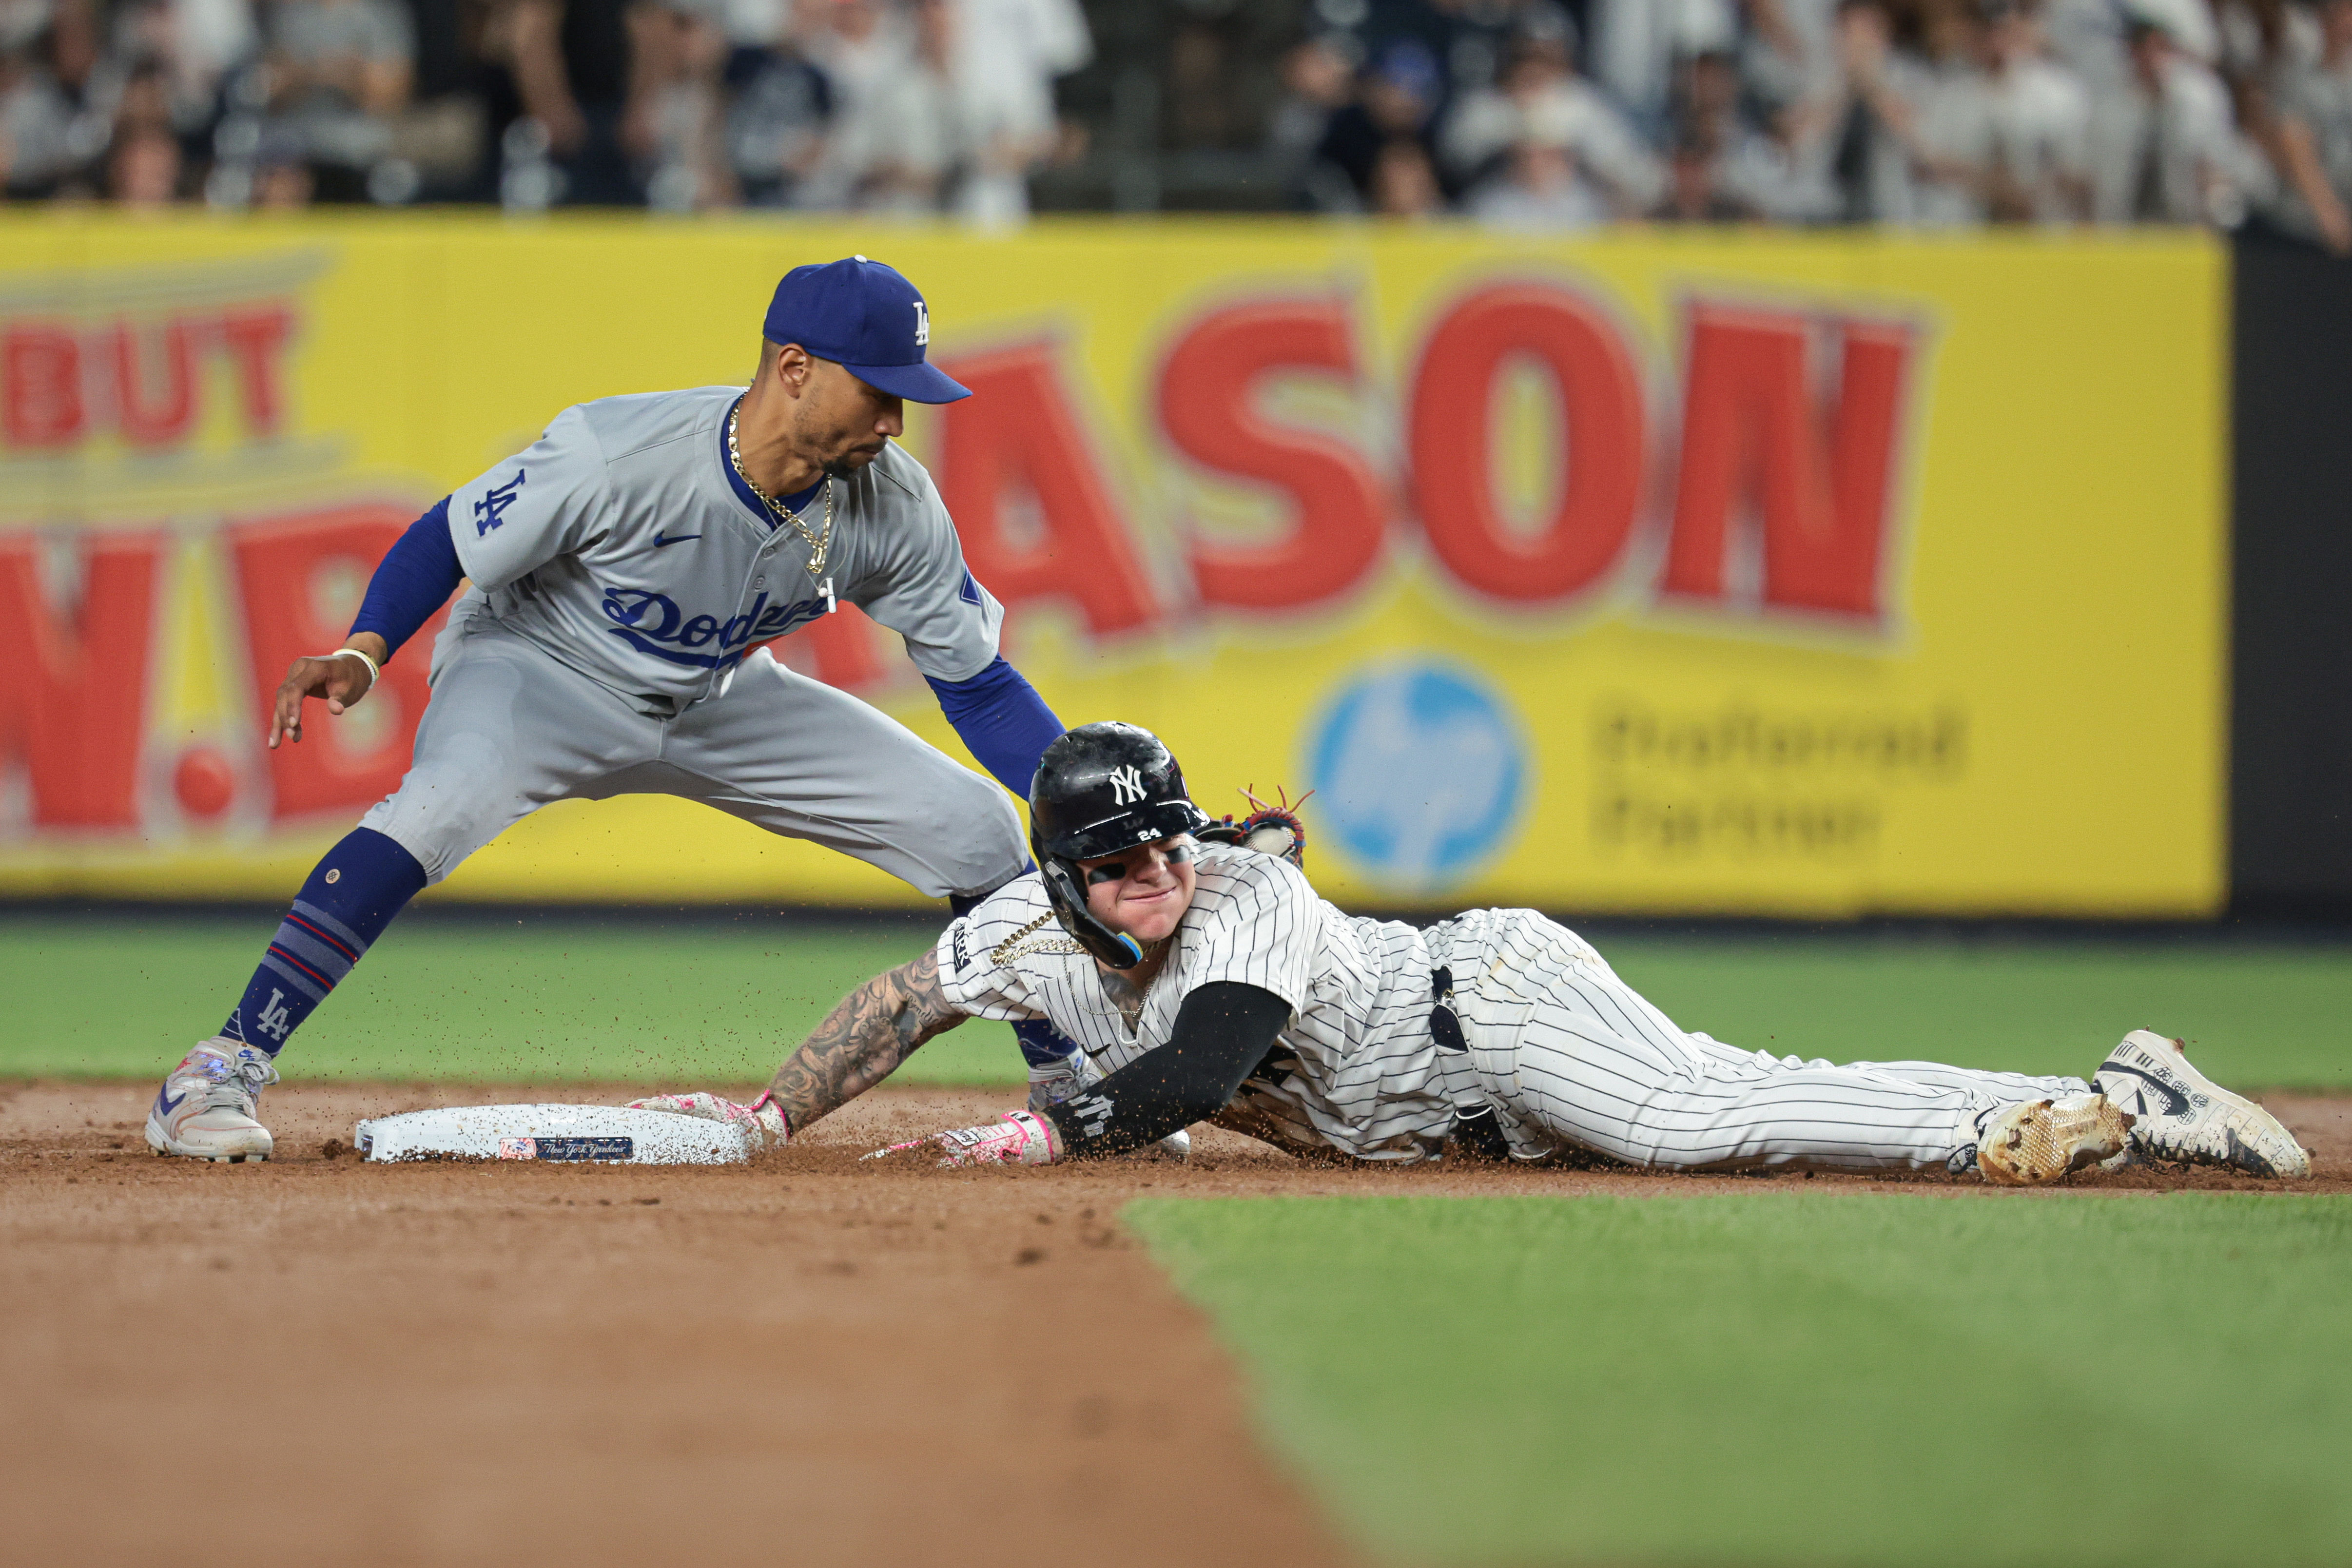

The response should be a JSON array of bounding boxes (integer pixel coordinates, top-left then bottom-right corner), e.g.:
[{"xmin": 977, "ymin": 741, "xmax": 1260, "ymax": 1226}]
[{"xmin": 4, "ymin": 1082, "xmax": 2344, "ymax": 1568}]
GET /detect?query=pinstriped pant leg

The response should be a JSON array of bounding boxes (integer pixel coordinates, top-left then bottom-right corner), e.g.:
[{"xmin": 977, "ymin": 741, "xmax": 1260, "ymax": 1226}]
[
  {"xmin": 1464, "ymin": 913, "xmax": 2044, "ymax": 1174},
  {"xmin": 1684, "ymin": 1034, "xmax": 2091, "ymax": 1108}
]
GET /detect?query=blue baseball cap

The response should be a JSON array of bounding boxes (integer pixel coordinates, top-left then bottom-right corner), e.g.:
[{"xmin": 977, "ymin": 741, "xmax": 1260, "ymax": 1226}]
[{"xmin": 762, "ymin": 256, "xmax": 970, "ymax": 404}]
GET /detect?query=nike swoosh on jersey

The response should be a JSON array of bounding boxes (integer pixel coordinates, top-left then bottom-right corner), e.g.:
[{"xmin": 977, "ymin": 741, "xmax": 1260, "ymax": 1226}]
[{"xmin": 652, "ymin": 532, "xmax": 702, "ymax": 547}]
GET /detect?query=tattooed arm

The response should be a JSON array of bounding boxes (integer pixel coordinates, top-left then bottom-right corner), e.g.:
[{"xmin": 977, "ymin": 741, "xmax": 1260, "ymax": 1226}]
[{"xmin": 765, "ymin": 951, "xmax": 970, "ymax": 1133}]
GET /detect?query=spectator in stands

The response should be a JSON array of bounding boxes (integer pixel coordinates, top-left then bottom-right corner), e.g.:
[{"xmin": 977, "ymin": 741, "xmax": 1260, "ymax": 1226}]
[
  {"xmin": 1977, "ymin": 0, "xmax": 2090, "ymax": 221},
  {"xmin": 1453, "ymin": 26, "xmax": 1663, "ymax": 223},
  {"xmin": 2087, "ymin": 1, "xmax": 2246, "ymax": 224},
  {"xmin": 264, "ymin": 0, "xmax": 414, "ymax": 199},
  {"xmin": 1, "ymin": 33, "xmax": 79, "ymax": 196},
  {"xmin": 2261, "ymin": 0, "xmax": 2352, "ymax": 250},
  {"xmin": 490, "ymin": 0, "xmax": 642, "ymax": 204},
  {"xmin": 723, "ymin": 15, "xmax": 832, "ymax": 206},
  {"xmin": 1371, "ymin": 132, "xmax": 1445, "ymax": 213},
  {"xmin": 1312, "ymin": 38, "xmax": 1446, "ymax": 208},
  {"xmin": 1663, "ymin": 45, "xmax": 1831, "ymax": 217},
  {"xmin": 1588, "ymin": 0, "xmax": 1739, "ymax": 140},
  {"xmin": 1742, "ymin": 0, "xmax": 1841, "ymax": 114},
  {"xmin": 1788, "ymin": 0, "xmax": 1932, "ymax": 221},
  {"xmin": 106, "ymin": 0, "xmax": 256, "ymax": 148},
  {"xmin": 2216, "ymin": 0, "xmax": 2321, "ymax": 83},
  {"xmin": 829, "ymin": 0, "xmax": 954, "ymax": 211},
  {"xmin": 1897, "ymin": 0, "xmax": 1995, "ymax": 224},
  {"xmin": 107, "ymin": 116, "xmax": 182, "ymax": 200},
  {"xmin": 944, "ymin": 0, "xmax": 1090, "ymax": 225},
  {"xmin": 1267, "ymin": 31, "xmax": 1358, "ymax": 207},
  {"xmin": 630, "ymin": 0, "xmax": 735, "ymax": 208},
  {"xmin": 797, "ymin": 0, "xmax": 908, "ymax": 205}
]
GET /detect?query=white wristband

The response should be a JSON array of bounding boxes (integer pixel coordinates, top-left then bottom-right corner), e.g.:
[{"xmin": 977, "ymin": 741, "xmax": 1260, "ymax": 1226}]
[{"xmin": 329, "ymin": 647, "xmax": 381, "ymax": 683}]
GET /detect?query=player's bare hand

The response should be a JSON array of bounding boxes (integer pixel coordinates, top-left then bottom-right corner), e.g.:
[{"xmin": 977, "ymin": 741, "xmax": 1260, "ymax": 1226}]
[{"xmin": 269, "ymin": 634, "xmax": 387, "ymax": 749}]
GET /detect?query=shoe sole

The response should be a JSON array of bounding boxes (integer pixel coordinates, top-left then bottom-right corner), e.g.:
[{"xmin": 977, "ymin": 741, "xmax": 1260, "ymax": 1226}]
[
  {"xmin": 2099, "ymin": 1032, "xmax": 2311, "ymax": 1179},
  {"xmin": 144, "ymin": 1118, "xmax": 272, "ymax": 1163},
  {"xmin": 1978, "ymin": 1095, "xmax": 2134, "ymax": 1186}
]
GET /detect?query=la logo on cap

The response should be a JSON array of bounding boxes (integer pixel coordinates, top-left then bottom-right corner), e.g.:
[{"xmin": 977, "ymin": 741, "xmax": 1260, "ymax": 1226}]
[{"xmin": 913, "ymin": 300, "xmax": 929, "ymax": 347}]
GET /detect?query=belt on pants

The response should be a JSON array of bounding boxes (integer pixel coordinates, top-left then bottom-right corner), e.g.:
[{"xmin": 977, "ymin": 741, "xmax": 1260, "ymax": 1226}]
[{"xmin": 1430, "ymin": 965, "xmax": 1511, "ymax": 1160}]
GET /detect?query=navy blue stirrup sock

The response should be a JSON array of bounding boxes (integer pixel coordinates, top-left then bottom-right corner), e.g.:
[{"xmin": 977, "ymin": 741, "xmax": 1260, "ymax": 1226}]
[
  {"xmin": 222, "ymin": 828, "xmax": 428, "ymax": 1055},
  {"xmin": 951, "ymin": 877, "xmax": 1086, "ymax": 1069}
]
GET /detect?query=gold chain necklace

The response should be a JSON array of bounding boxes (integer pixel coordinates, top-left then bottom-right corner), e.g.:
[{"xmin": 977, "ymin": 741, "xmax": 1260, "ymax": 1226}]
[{"xmin": 726, "ymin": 403, "xmax": 834, "ymax": 581}]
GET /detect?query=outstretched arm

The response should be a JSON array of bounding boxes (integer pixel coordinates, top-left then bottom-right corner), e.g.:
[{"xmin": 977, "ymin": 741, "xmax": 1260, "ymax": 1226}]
[
  {"xmin": 271, "ymin": 499, "xmax": 465, "ymax": 748},
  {"xmin": 765, "ymin": 950, "xmax": 970, "ymax": 1132},
  {"xmin": 1038, "ymin": 983, "xmax": 1290, "ymax": 1158},
  {"xmin": 926, "ymin": 655, "xmax": 1064, "ymax": 797},
  {"xmin": 868, "ymin": 982, "xmax": 1292, "ymax": 1168}
]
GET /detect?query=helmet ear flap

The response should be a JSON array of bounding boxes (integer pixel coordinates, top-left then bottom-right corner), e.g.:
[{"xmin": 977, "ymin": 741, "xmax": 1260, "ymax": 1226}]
[{"xmin": 1038, "ymin": 857, "xmax": 1146, "ymax": 969}]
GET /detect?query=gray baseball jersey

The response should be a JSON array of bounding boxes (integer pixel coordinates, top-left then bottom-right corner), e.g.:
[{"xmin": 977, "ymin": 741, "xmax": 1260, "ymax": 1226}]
[
  {"xmin": 935, "ymin": 847, "xmax": 2089, "ymax": 1172},
  {"xmin": 350, "ymin": 382, "xmax": 1031, "ymax": 900},
  {"xmin": 447, "ymin": 384, "xmax": 1003, "ymax": 711}
]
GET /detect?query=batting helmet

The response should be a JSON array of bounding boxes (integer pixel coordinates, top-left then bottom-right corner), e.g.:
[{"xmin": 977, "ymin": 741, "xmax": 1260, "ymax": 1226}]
[{"xmin": 1029, "ymin": 722, "xmax": 1211, "ymax": 968}]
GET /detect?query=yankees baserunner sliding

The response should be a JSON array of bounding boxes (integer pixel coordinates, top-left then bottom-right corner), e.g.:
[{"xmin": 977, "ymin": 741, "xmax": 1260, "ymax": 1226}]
[
  {"xmin": 145, "ymin": 257, "xmax": 1103, "ymax": 1163},
  {"xmin": 636, "ymin": 723, "xmax": 2312, "ymax": 1187}
]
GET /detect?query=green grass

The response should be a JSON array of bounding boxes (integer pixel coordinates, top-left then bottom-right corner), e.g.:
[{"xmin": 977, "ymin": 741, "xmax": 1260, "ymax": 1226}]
[
  {"xmin": 1, "ymin": 916, "xmax": 2346, "ymax": 1088},
  {"xmin": 1128, "ymin": 1193, "xmax": 2352, "ymax": 1568},
  {"xmin": 0, "ymin": 914, "xmax": 1024, "ymax": 1085},
  {"xmin": 1598, "ymin": 935, "xmax": 2352, "ymax": 1089}
]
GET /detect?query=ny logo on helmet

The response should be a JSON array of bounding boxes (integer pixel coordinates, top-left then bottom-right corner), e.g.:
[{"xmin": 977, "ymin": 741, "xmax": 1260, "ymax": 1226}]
[
  {"xmin": 912, "ymin": 300, "xmax": 930, "ymax": 347},
  {"xmin": 1108, "ymin": 765, "xmax": 1146, "ymax": 804}
]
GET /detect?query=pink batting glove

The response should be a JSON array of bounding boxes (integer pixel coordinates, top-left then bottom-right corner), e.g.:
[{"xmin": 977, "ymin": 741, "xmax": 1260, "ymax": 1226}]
[
  {"xmin": 626, "ymin": 1091, "xmax": 789, "ymax": 1151},
  {"xmin": 861, "ymin": 1109, "xmax": 1063, "ymax": 1168}
]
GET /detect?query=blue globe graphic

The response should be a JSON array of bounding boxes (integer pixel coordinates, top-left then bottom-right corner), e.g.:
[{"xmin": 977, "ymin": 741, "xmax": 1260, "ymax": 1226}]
[{"xmin": 1307, "ymin": 660, "xmax": 1527, "ymax": 890}]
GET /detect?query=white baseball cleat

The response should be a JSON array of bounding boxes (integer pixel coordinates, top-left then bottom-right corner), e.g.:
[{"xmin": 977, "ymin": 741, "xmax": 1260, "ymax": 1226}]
[
  {"xmin": 1974, "ymin": 1093, "xmax": 2134, "ymax": 1186},
  {"xmin": 2095, "ymin": 1030, "xmax": 2311, "ymax": 1179},
  {"xmin": 145, "ymin": 1038, "xmax": 278, "ymax": 1162},
  {"xmin": 1028, "ymin": 1050, "xmax": 1189, "ymax": 1161}
]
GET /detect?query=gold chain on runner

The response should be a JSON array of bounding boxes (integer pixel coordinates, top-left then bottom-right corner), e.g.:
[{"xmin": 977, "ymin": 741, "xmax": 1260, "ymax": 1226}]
[{"xmin": 726, "ymin": 402, "xmax": 835, "ymax": 582}]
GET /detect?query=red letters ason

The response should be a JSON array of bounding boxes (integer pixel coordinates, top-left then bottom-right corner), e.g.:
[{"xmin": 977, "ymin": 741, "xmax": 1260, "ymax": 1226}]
[
  {"xmin": 1409, "ymin": 281, "xmax": 1648, "ymax": 604},
  {"xmin": 1662, "ymin": 303, "xmax": 1917, "ymax": 621},
  {"xmin": 923, "ymin": 282, "xmax": 1918, "ymax": 631},
  {"xmin": 0, "ymin": 276, "xmax": 1922, "ymax": 844},
  {"xmin": 1156, "ymin": 297, "xmax": 1389, "ymax": 610},
  {"xmin": 1, "ymin": 303, "xmax": 296, "ymax": 451}
]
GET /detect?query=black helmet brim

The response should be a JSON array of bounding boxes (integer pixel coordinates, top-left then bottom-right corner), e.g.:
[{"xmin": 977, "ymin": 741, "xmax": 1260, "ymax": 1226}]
[{"xmin": 1035, "ymin": 798, "xmax": 1212, "ymax": 863}]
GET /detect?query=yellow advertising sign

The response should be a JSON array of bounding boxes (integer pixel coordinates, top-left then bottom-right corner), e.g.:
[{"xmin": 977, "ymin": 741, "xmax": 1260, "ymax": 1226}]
[{"xmin": 0, "ymin": 216, "xmax": 2224, "ymax": 916}]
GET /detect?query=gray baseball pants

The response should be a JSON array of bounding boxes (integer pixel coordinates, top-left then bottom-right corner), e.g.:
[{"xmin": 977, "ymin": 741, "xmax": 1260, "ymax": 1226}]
[
  {"xmin": 1433, "ymin": 909, "xmax": 2090, "ymax": 1172},
  {"xmin": 358, "ymin": 606, "xmax": 1029, "ymax": 898}
]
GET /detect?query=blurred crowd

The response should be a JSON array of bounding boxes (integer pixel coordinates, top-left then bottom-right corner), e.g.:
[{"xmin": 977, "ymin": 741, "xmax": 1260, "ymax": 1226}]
[
  {"xmin": 1, "ymin": 0, "xmax": 2347, "ymax": 250},
  {"xmin": 1265, "ymin": 0, "xmax": 2352, "ymax": 246},
  {"xmin": 0, "ymin": 0, "xmax": 1089, "ymax": 214}
]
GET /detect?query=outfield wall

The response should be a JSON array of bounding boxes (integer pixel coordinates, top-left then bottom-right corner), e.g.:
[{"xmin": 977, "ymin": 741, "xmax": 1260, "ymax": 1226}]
[{"xmin": 0, "ymin": 217, "xmax": 2227, "ymax": 916}]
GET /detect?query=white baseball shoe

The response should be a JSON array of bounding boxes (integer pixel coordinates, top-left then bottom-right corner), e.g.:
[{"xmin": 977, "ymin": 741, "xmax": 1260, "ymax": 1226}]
[
  {"xmin": 2095, "ymin": 1030, "xmax": 2311, "ymax": 1179},
  {"xmin": 1028, "ymin": 1050, "xmax": 1190, "ymax": 1161},
  {"xmin": 1974, "ymin": 1093, "xmax": 2134, "ymax": 1186},
  {"xmin": 145, "ymin": 1038, "xmax": 278, "ymax": 1162}
]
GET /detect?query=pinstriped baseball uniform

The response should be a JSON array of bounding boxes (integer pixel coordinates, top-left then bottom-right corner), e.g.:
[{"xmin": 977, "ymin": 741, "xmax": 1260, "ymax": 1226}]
[
  {"xmin": 939, "ymin": 845, "xmax": 1456, "ymax": 1161},
  {"xmin": 936, "ymin": 845, "xmax": 2090, "ymax": 1171}
]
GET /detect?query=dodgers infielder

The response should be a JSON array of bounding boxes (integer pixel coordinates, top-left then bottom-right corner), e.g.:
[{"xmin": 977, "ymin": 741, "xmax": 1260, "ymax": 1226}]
[
  {"xmin": 146, "ymin": 257, "xmax": 1088, "ymax": 1162},
  {"xmin": 640, "ymin": 723, "xmax": 2312, "ymax": 1187}
]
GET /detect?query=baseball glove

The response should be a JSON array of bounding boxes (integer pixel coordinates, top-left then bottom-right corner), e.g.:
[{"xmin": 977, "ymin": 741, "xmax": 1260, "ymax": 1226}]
[{"xmin": 1196, "ymin": 786, "xmax": 1312, "ymax": 869}]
